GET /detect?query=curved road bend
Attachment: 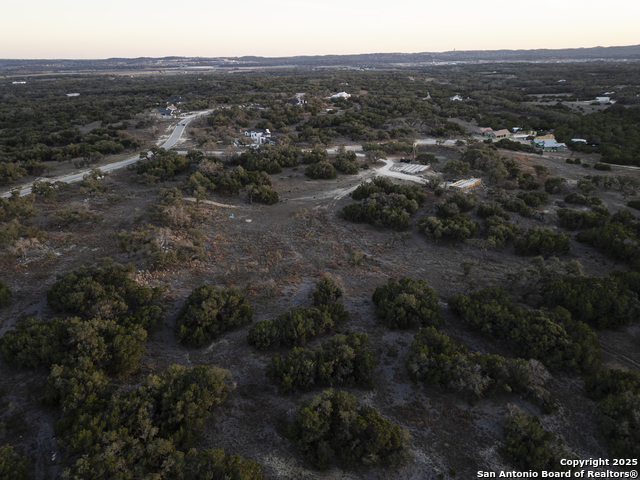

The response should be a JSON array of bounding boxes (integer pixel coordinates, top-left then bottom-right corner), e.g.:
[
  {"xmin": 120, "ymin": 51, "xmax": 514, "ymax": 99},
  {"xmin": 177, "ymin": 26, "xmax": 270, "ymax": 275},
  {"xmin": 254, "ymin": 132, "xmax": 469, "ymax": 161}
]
[{"xmin": 1, "ymin": 112, "xmax": 209, "ymax": 198}]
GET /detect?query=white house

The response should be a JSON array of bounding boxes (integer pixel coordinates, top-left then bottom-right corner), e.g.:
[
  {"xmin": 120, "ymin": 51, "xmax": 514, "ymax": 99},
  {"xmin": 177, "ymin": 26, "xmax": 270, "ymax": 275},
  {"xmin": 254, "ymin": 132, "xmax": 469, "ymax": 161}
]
[
  {"xmin": 449, "ymin": 95, "xmax": 463, "ymax": 101},
  {"xmin": 328, "ymin": 91, "xmax": 350, "ymax": 99},
  {"xmin": 596, "ymin": 97, "xmax": 610, "ymax": 103},
  {"xmin": 244, "ymin": 128, "xmax": 276, "ymax": 145}
]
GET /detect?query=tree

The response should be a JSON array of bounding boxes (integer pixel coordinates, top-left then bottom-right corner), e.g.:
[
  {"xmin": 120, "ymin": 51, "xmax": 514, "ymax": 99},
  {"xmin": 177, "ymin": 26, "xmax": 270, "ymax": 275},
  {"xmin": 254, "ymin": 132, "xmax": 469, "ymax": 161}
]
[
  {"xmin": 286, "ymin": 389, "xmax": 408, "ymax": 470},
  {"xmin": 0, "ymin": 445, "xmax": 32, "ymax": 480},
  {"xmin": 175, "ymin": 285, "xmax": 253, "ymax": 347},
  {"xmin": 533, "ymin": 165, "xmax": 549, "ymax": 177},
  {"xmin": 365, "ymin": 149, "xmax": 385, "ymax": 165},
  {"xmin": 372, "ymin": 277, "xmax": 443, "ymax": 329},
  {"xmin": 443, "ymin": 159, "xmax": 470, "ymax": 177},
  {"xmin": 0, "ymin": 279, "xmax": 10, "ymax": 307}
]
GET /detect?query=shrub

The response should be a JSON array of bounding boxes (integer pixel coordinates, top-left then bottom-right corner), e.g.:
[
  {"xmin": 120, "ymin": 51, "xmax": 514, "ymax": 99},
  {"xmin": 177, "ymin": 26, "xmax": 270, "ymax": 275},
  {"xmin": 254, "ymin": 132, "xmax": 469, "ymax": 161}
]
[
  {"xmin": 311, "ymin": 277, "xmax": 343, "ymax": 306},
  {"xmin": 517, "ymin": 190, "xmax": 549, "ymax": 207},
  {"xmin": 306, "ymin": 161, "xmax": 337, "ymax": 179},
  {"xmin": 286, "ymin": 389, "xmax": 408, "ymax": 470},
  {"xmin": 135, "ymin": 148, "xmax": 190, "ymax": 182},
  {"xmin": 46, "ymin": 258, "xmax": 164, "ymax": 329},
  {"xmin": 406, "ymin": 327, "xmax": 553, "ymax": 407},
  {"xmin": 541, "ymin": 275, "xmax": 640, "ymax": 329},
  {"xmin": 267, "ymin": 332, "xmax": 378, "ymax": 392},
  {"xmin": 477, "ymin": 203, "xmax": 510, "ymax": 221},
  {"xmin": 343, "ymin": 192, "xmax": 417, "ymax": 231},
  {"xmin": 351, "ymin": 177, "xmax": 426, "ymax": 204},
  {"xmin": 419, "ymin": 214, "xmax": 478, "ymax": 243},
  {"xmin": 627, "ymin": 200, "xmax": 640, "ymax": 211},
  {"xmin": 333, "ymin": 157, "xmax": 358, "ymax": 174},
  {"xmin": 544, "ymin": 177, "xmax": 567, "ymax": 194},
  {"xmin": 594, "ymin": 163, "xmax": 612, "ymax": 171},
  {"xmin": 577, "ymin": 223, "xmax": 640, "ymax": 270},
  {"xmin": 503, "ymin": 405, "xmax": 573, "ymax": 472},
  {"xmin": 500, "ymin": 197, "xmax": 533, "ymax": 217},
  {"xmin": 175, "ymin": 285, "xmax": 253, "ymax": 347},
  {"xmin": 514, "ymin": 227, "xmax": 571, "ymax": 256},
  {"xmin": 372, "ymin": 277, "xmax": 443, "ymax": 329},
  {"xmin": 247, "ymin": 306, "xmax": 338, "ymax": 349},
  {"xmin": 0, "ymin": 445, "xmax": 32, "ymax": 480},
  {"xmin": 0, "ymin": 279, "xmax": 10, "ymax": 307},
  {"xmin": 248, "ymin": 184, "xmax": 279, "ymax": 205},
  {"xmin": 439, "ymin": 193, "xmax": 478, "ymax": 214},
  {"xmin": 585, "ymin": 370, "xmax": 640, "ymax": 460},
  {"xmin": 449, "ymin": 286, "xmax": 601, "ymax": 372},
  {"xmin": 563, "ymin": 193, "xmax": 590, "ymax": 205},
  {"xmin": 557, "ymin": 208, "xmax": 609, "ymax": 230},
  {"xmin": 0, "ymin": 316, "xmax": 146, "ymax": 375}
]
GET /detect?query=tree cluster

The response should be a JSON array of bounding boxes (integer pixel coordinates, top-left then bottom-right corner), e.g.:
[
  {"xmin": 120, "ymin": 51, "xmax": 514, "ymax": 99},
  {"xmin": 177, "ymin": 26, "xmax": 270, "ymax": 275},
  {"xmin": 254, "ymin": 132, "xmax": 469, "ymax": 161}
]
[
  {"xmin": 371, "ymin": 277, "xmax": 443, "ymax": 329},
  {"xmin": 449, "ymin": 286, "xmax": 601, "ymax": 372},
  {"xmin": 514, "ymin": 227, "xmax": 572, "ymax": 256},
  {"xmin": 175, "ymin": 285, "xmax": 253, "ymax": 347},
  {"xmin": 46, "ymin": 258, "xmax": 165, "ymax": 328},
  {"xmin": 503, "ymin": 405, "xmax": 573, "ymax": 473},
  {"xmin": 135, "ymin": 147, "xmax": 190, "ymax": 183},
  {"xmin": 585, "ymin": 370, "xmax": 640, "ymax": 460},
  {"xmin": 267, "ymin": 332, "xmax": 378, "ymax": 392},
  {"xmin": 286, "ymin": 389, "xmax": 408, "ymax": 470},
  {"xmin": 247, "ymin": 278, "xmax": 349, "ymax": 349},
  {"xmin": 406, "ymin": 327, "xmax": 554, "ymax": 408}
]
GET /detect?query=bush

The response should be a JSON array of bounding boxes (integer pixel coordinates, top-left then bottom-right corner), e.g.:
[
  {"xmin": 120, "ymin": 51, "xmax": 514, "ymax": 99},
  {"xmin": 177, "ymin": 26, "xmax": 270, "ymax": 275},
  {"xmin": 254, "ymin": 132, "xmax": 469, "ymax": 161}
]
[
  {"xmin": 136, "ymin": 148, "xmax": 190, "ymax": 182},
  {"xmin": 557, "ymin": 208, "xmax": 609, "ymax": 230},
  {"xmin": 418, "ymin": 214, "xmax": 478, "ymax": 243},
  {"xmin": 542, "ymin": 274, "xmax": 640, "ymax": 329},
  {"xmin": 585, "ymin": 370, "xmax": 640, "ymax": 460},
  {"xmin": 577, "ymin": 223, "xmax": 640, "ymax": 270},
  {"xmin": 0, "ymin": 316, "xmax": 146, "ymax": 375},
  {"xmin": 0, "ymin": 444, "xmax": 32, "ymax": 480},
  {"xmin": 406, "ymin": 327, "xmax": 553, "ymax": 407},
  {"xmin": 563, "ymin": 193, "xmax": 590, "ymax": 205},
  {"xmin": 306, "ymin": 161, "xmax": 337, "ymax": 179},
  {"xmin": 286, "ymin": 389, "xmax": 408, "ymax": 470},
  {"xmin": 0, "ymin": 279, "xmax": 10, "ymax": 308},
  {"xmin": 175, "ymin": 285, "xmax": 253, "ymax": 347},
  {"xmin": 500, "ymin": 197, "xmax": 533, "ymax": 217},
  {"xmin": 372, "ymin": 277, "xmax": 443, "ymax": 329},
  {"xmin": 52, "ymin": 364, "xmax": 244, "ymax": 478},
  {"xmin": 628, "ymin": 200, "xmax": 640, "ymax": 211},
  {"xmin": 351, "ymin": 177, "xmax": 426, "ymax": 204},
  {"xmin": 516, "ymin": 190, "xmax": 549, "ymax": 207},
  {"xmin": 247, "ymin": 305, "xmax": 342, "ymax": 349},
  {"xmin": 343, "ymin": 192, "xmax": 417, "ymax": 231},
  {"xmin": 248, "ymin": 184, "xmax": 279, "ymax": 205},
  {"xmin": 333, "ymin": 157, "xmax": 358, "ymax": 174},
  {"xmin": 449, "ymin": 286, "xmax": 601, "ymax": 372},
  {"xmin": 482, "ymin": 215, "xmax": 523, "ymax": 248},
  {"xmin": 544, "ymin": 177, "xmax": 567, "ymax": 194},
  {"xmin": 46, "ymin": 258, "xmax": 164, "ymax": 329},
  {"xmin": 311, "ymin": 277, "xmax": 343, "ymax": 306},
  {"xmin": 514, "ymin": 227, "xmax": 572, "ymax": 256},
  {"xmin": 477, "ymin": 203, "xmax": 510, "ymax": 221},
  {"xmin": 267, "ymin": 332, "xmax": 378, "ymax": 392},
  {"xmin": 503, "ymin": 405, "xmax": 573, "ymax": 472},
  {"xmin": 594, "ymin": 163, "xmax": 612, "ymax": 171}
]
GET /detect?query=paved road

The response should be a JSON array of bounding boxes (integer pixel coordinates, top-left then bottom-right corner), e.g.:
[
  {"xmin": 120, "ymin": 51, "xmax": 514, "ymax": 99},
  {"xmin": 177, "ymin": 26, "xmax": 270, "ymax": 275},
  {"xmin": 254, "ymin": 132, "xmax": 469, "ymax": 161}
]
[{"xmin": 1, "ymin": 112, "xmax": 208, "ymax": 198}]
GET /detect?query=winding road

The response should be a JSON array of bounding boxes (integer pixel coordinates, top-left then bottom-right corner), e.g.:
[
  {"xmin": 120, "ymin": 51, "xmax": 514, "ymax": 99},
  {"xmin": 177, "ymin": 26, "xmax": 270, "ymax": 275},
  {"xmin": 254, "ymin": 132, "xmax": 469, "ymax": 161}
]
[{"xmin": 1, "ymin": 112, "xmax": 208, "ymax": 198}]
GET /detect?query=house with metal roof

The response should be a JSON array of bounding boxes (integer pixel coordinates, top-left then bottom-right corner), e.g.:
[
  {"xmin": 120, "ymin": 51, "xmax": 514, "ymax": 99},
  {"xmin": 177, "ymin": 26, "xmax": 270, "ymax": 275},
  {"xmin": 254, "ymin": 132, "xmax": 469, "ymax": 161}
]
[
  {"xmin": 488, "ymin": 129, "xmax": 510, "ymax": 139},
  {"xmin": 531, "ymin": 138, "xmax": 567, "ymax": 152}
]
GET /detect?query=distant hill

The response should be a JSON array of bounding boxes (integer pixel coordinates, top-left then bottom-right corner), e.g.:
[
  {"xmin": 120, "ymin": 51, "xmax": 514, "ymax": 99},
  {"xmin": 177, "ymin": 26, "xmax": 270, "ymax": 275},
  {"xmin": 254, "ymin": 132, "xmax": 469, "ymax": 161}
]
[{"xmin": 2, "ymin": 45, "xmax": 639, "ymax": 74}]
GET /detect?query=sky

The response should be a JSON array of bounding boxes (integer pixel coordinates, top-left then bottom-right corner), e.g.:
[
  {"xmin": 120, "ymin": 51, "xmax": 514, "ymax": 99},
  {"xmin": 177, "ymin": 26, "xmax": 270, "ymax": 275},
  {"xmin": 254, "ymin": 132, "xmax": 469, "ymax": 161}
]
[{"xmin": 2, "ymin": 0, "xmax": 639, "ymax": 59}]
